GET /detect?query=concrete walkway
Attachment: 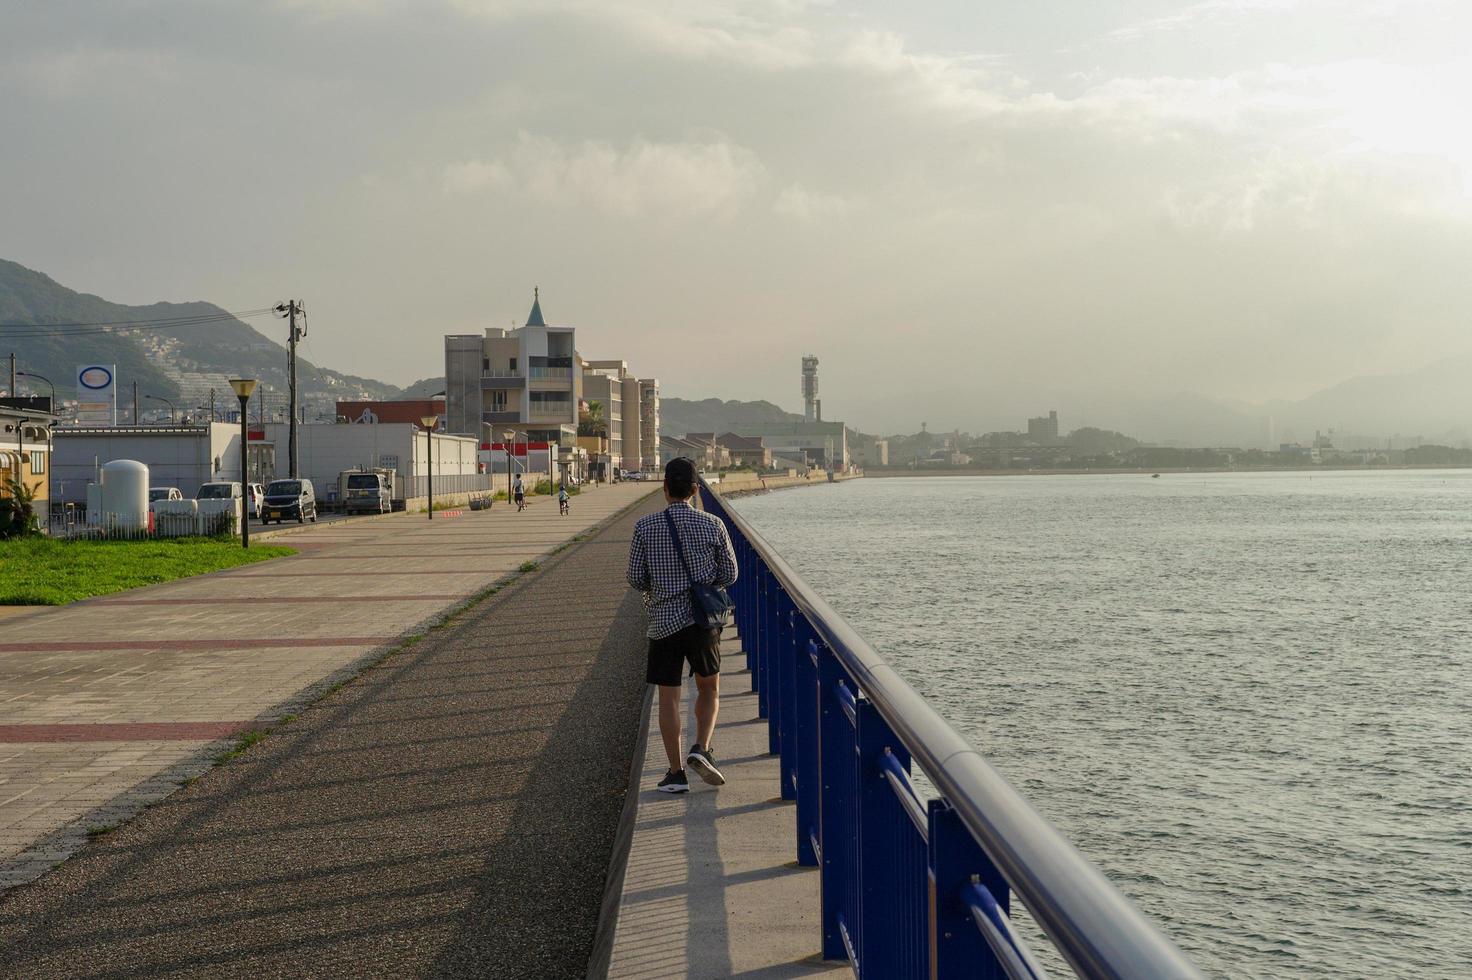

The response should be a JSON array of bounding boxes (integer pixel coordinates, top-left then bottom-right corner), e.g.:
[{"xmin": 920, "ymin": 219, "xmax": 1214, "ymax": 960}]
[
  {"xmin": 0, "ymin": 483, "xmax": 656, "ymax": 890},
  {"xmin": 607, "ymin": 632, "xmax": 850, "ymax": 979}
]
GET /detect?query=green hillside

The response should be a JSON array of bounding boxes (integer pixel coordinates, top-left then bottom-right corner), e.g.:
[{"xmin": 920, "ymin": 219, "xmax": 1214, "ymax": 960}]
[
  {"xmin": 0, "ymin": 259, "xmax": 402, "ymax": 416},
  {"xmin": 0, "ymin": 261, "xmax": 179, "ymax": 399}
]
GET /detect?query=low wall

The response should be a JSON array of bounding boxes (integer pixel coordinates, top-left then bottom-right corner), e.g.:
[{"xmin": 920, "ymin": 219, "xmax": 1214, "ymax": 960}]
[
  {"xmin": 404, "ymin": 488, "xmax": 492, "ymax": 513},
  {"xmin": 713, "ymin": 470, "xmax": 861, "ymax": 498}
]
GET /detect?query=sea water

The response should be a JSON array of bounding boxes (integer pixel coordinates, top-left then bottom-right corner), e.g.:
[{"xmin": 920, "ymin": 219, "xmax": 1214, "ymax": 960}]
[{"xmin": 732, "ymin": 471, "xmax": 1471, "ymax": 978}]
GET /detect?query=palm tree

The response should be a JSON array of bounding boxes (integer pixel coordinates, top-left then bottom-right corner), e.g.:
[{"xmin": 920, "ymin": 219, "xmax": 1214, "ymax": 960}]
[
  {"xmin": 578, "ymin": 400, "xmax": 607, "ymax": 438},
  {"xmin": 0, "ymin": 474, "xmax": 39, "ymax": 538}
]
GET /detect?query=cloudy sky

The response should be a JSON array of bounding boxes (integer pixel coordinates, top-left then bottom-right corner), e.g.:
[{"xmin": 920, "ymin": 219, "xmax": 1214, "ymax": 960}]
[{"xmin": 4, "ymin": 0, "xmax": 1471, "ymax": 433}]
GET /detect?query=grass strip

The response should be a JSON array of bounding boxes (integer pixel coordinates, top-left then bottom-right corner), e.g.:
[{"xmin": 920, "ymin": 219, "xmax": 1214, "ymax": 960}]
[{"xmin": 0, "ymin": 536, "xmax": 294, "ymax": 605}]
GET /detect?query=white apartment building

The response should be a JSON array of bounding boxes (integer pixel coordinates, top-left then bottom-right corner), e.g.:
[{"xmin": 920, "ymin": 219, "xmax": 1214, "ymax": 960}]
[
  {"xmin": 582, "ymin": 359, "xmax": 643, "ymax": 473},
  {"xmin": 444, "ymin": 290, "xmax": 659, "ymax": 477},
  {"xmin": 444, "ymin": 290, "xmax": 581, "ymax": 448}
]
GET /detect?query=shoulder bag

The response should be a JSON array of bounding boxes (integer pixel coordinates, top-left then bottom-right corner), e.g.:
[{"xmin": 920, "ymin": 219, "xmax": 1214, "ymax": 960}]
[{"xmin": 663, "ymin": 508, "xmax": 734, "ymax": 630}]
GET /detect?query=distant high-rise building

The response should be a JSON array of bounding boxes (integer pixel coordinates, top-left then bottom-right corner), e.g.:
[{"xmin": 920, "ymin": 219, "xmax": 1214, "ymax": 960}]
[
  {"xmin": 638, "ymin": 378, "xmax": 660, "ymax": 471},
  {"xmin": 1027, "ymin": 410, "xmax": 1059, "ymax": 444},
  {"xmin": 801, "ymin": 355, "xmax": 819, "ymax": 423}
]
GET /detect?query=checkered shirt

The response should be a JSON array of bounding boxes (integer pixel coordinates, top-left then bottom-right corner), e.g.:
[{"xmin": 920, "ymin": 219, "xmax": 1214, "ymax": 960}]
[{"xmin": 626, "ymin": 501, "xmax": 739, "ymax": 639}]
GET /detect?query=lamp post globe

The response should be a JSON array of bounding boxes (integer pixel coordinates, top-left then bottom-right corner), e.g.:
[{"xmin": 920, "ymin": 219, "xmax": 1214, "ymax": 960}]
[{"xmin": 228, "ymin": 379, "xmax": 258, "ymax": 547}]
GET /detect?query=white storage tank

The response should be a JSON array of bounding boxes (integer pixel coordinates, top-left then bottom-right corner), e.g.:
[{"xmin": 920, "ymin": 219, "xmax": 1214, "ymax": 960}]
[{"xmin": 99, "ymin": 459, "xmax": 149, "ymax": 530}]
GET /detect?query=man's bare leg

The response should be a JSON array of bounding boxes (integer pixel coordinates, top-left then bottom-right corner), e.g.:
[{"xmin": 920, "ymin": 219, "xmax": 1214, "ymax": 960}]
[
  {"xmin": 694, "ymin": 672, "xmax": 720, "ymax": 751},
  {"xmin": 658, "ymin": 683, "xmax": 684, "ymax": 773}
]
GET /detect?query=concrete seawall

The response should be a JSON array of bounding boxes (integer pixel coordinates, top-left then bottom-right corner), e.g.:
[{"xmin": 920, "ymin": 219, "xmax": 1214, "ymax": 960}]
[{"xmin": 712, "ymin": 471, "xmax": 861, "ymax": 498}]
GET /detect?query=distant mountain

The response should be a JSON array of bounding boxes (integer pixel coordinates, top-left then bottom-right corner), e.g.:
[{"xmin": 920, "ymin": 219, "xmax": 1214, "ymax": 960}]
[
  {"xmin": 1257, "ymin": 356, "xmax": 1472, "ymax": 444},
  {"xmin": 401, "ymin": 376, "xmax": 448, "ymax": 398},
  {"xmin": 1083, "ymin": 357, "xmax": 1472, "ymax": 448},
  {"xmin": 0, "ymin": 259, "xmax": 403, "ymax": 421},
  {"xmin": 660, "ymin": 397, "xmax": 805, "ymax": 438}
]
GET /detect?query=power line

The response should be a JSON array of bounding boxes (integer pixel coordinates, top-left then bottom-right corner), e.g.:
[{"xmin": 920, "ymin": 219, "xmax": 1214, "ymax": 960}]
[
  {"xmin": 0, "ymin": 307, "xmax": 275, "ymax": 329},
  {"xmin": 0, "ymin": 308, "xmax": 276, "ymax": 339}
]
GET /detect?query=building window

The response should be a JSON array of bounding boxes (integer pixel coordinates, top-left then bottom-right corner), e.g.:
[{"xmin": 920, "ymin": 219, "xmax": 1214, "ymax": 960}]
[
  {"xmin": 489, "ymin": 390, "xmax": 508, "ymax": 412},
  {"xmin": 30, "ymin": 451, "xmax": 44, "ymax": 475},
  {"xmin": 509, "ymin": 357, "xmax": 517, "ymax": 371},
  {"xmin": 482, "ymin": 357, "xmax": 490, "ymax": 371}
]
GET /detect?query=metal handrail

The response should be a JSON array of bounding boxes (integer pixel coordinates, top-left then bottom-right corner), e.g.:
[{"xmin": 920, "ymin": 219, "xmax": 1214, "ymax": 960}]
[{"xmin": 703, "ymin": 482, "xmax": 1201, "ymax": 979}]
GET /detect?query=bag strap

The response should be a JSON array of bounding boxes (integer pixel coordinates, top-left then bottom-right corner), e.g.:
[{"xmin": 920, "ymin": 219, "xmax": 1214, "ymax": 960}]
[{"xmin": 663, "ymin": 507, "xmax": 697, "ymax": 586}]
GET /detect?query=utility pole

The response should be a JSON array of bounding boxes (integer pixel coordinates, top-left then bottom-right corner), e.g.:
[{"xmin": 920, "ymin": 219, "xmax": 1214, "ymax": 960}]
[
  {"xmin": 276, "ymin": 300, "xmax": 305, "ymax": 478},
  {"xmin": 7, "ymin": 353, "xmax": 14, "ymax": 397},
  {"xmin": 132, "ymin": 382, "xmax": 139, "ymax": 425}
]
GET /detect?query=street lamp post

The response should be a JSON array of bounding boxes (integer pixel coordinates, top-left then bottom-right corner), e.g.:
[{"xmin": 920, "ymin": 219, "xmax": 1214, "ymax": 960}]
[
  {"xmin": 229, "ymin": 379, "xmax": 258, "ymax": 548},
  {"xmin": 420, "ymin": 414, "xmax": 439, "ymax": 519},
  {"xmin": 503, "ymin": 430, "xmax": 515, "ymax": 503},
  {"xmin": 144, "ymin": 394, "xmax": 176, "ymax": 424},
  {"xmin": 16, "ymin": 371, "xmax": 55, "ymax": 411}
]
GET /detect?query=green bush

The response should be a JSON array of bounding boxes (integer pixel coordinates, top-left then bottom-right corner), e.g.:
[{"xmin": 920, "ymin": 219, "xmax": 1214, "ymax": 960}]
[{"xmin": 0, "ymin": 476, "xmax": 41, "ymax": 539}]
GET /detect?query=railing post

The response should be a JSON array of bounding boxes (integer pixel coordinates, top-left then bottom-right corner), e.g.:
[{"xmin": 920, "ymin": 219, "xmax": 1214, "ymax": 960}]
[
  {"xmin": 856, "ymin": 698, "xmax": 913, "ymax": 978},
  {"xmin": 756, "ymin": 565, "xmax": 770, "ymax": 712},
  {"xmin": 766, "ymin": 572, "xmax": 783, "ymax": 756},
  {"xmin": 817, "ymin": 645, "xmax": 854, "ymax": 962},
  {"xmin": 742, "ymin": 540, "xmax": 756, "ymax": 674},
  {"xmin": 928, "ymin": 800, "xmax": 1008, "ymax": 980},
  {"xmin": 777, "ymin": 605, "xmax": 798, "ymax": 800},
  {"xmin": 794, "ymin": 633, "xmax": 820, "ymax": 866}
]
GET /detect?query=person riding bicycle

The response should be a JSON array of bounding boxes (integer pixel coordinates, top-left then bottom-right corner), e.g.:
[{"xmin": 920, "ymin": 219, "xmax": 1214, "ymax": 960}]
[{"xmin": 558, "ymin": 486, "xmax": 570, "ymax": 515}]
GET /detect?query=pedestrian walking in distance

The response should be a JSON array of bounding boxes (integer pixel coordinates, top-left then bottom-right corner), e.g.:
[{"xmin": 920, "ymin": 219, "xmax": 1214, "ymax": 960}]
[
  {"xmin": 513, "ymin": 475, "xmax": 525, "ymax": 512},
  {"xmin": 626, "ymin": 457, "xmax": 738, "ymax": 793}
]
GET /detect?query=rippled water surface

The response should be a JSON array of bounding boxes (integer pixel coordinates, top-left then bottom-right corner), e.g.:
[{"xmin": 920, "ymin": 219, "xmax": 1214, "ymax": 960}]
[{"xmin": 732, "ymin": 471, "xmax": 1471, "ymax": 978}]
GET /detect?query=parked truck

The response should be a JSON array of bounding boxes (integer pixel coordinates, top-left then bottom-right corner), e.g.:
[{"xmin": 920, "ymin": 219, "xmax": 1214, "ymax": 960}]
[{"xmin": 338, "ymin": 467, "xmax": 397, "ymax": 514}]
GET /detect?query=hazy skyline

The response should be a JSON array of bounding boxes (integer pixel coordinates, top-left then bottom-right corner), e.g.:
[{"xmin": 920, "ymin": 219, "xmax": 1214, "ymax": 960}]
[{"xmin": 5, "ymin": 0, "xmax": 1472, "ymax": 434}]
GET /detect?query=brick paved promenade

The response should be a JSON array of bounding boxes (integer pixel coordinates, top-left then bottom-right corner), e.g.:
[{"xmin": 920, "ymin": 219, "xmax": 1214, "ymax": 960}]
[
  {"xmin": 0, "ymin": 487, "xmax": 661, "ymax": 978},
  {"xmin": 0, "ymin": 483, "xmax": 655, "ymax": 891}
]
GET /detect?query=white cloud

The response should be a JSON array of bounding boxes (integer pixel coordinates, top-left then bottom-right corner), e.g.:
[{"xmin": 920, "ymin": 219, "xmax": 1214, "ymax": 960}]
[
  {"xmin": 773, "ymin": 184, "xmax": 854, "ymax": 222},
  {"xmin": 448, "ymin": 0, "xmax": 817, "ymax": 70},
  {"xmin": 10, "ymin": 45, "xmax": 178, "ymax": 98},
  {"xmin": 443, "ymin": 132, "xmax": 765, "ymax": 218},
  {"xmin": 1104, "ymin": 0, "xmax": 1301, "ymax": 43},
  {"xmin": 441, "ymin": 159, "xmax": 513, "ymax": 195}
]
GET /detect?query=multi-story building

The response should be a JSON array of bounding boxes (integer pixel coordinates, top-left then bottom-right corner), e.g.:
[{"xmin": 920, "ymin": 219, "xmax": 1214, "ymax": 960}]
[
  {"xmin": 581, "ymin": 360, "xmax": 654, "ymax": 475},
  {"xmin": 444, "ymin": 290, "xmax": 581, "ymax": 449},
  {"xmin": 444, "ymin": 290, "xmax": 660, "ymax": 483},
  {"xmin": 638, "ymin": 379, "xmax": 660, "ymax": 472},
  {"xmin": 1026, "ymin": 410, "xmax": 1059, "ymax": 444},
  {"xmin": 1, "ymin": 397, "xmax": 55, "ymax": 521},
  {"xmin": 581, "ymin": 360, "xmax": 628, "ymax": 472}
]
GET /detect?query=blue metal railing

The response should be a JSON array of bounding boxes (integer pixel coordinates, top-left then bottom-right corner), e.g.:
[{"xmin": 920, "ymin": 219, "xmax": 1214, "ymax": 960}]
[{"xmin": 699, "ymin": 483, "xmax": 1202, "ymax": 980}]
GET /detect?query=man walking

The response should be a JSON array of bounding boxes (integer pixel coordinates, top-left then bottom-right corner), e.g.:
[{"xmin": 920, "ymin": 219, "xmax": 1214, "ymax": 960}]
[{"xmin": 626, "ymin": 457, "xmax": 738, "ymax": 793}]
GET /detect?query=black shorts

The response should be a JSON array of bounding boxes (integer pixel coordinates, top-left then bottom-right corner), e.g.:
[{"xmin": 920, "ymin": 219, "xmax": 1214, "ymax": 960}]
[{"xmin": 646, "ymin": 624, "xmax": 722, "ymax": 687}]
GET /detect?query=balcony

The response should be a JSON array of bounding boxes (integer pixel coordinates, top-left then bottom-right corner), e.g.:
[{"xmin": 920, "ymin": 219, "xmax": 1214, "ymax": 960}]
[
  {"xmin": 480, "ymin": 371, "xmax": 523, "ymax": 390},
  {"xmin": 529, "ymin": 366, "xmax": 572, "ymax": 380},
  {"xmin": 481, "ymin": 411, "xmax": 521, "ymax": 424}
]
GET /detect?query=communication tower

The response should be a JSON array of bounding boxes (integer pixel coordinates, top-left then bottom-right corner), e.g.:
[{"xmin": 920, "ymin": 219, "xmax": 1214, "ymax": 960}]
[{"xmin": 801, "ymin": 355, "xmax": 819, "ymax": 423}]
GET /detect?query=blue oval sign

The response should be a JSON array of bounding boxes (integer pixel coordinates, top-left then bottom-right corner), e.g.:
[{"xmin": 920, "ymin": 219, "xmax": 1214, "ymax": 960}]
[{"xmin": 79, "ymin": 366, "xmax": 113, "ymax": 389}]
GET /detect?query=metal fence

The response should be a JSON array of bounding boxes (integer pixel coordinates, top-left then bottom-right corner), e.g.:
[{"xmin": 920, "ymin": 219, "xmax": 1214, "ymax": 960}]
[
  {"xmin": 699, "ymin": 482, "xmax": 1202, "ymax": 980},
  {"xmin": 46, "ymin": 510, "xmax": 238, "ymax": 540}
]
